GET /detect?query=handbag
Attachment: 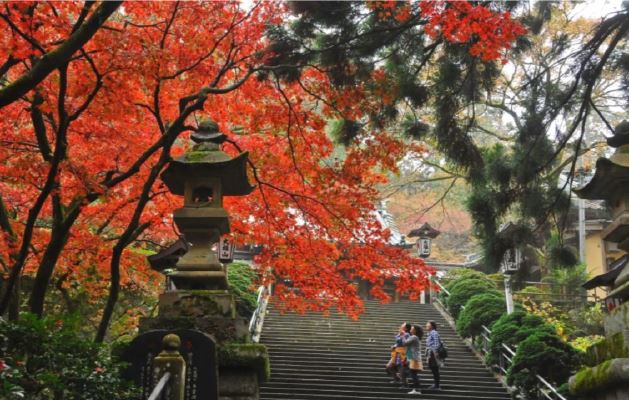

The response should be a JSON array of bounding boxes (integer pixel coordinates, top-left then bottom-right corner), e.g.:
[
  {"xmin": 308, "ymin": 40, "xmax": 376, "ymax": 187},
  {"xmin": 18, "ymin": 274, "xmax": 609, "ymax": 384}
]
[
  {"xmin": 387, "ymin": 347, "xmax": 405, "ymax": 368},
  {"xmin": 409, "ymin": 359, "xmax": 423, "ymax": 371}
]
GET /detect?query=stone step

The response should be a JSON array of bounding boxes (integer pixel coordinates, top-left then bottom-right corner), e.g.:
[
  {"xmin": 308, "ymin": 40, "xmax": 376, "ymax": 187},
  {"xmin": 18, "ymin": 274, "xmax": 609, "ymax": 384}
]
[
  {"xmin": 267, "ymin": 362, "xmax": 496, "ymax": 378},
  {"xmin": 260, "ymin": 301, "xmax": 509, "ymax": 400},
  {"xmin": 267, "ymin": 355, "xmax": 489, "ymax": 370},
  {"xmin": 260, "ymin": 338, "xmax": 469, "ymax": 351},
  {"xmin": 261, "ymin": 382, "xmax": 510, "ymax": 398},
  {"xmin": 268, "ymin": 371, "xmax": 504, "ymax": 386},
  {"xmin": 259, "ymin": 389, "xmax": 511, "ymax": 400},
  {"xmin": 265, "ymin": 348, "xmax": 481, "ymax": 360}
]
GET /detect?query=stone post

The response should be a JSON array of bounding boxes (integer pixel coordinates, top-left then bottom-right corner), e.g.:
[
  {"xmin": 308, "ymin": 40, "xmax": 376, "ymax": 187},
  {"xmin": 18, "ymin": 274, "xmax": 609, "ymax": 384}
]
[
  {"xmin": 504, "ymin": 275, "xmax": 514, "ymax": 315},
  {"xmin": 152, "ymin": 334, "xmax": 186, "ymax": 400}
]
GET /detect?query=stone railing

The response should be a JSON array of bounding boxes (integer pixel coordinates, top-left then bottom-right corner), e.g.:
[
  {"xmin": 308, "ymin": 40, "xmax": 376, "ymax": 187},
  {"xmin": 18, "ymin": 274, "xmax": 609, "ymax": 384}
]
[
  {"xmin": 432, "ymin": 277, "xmax": 567, "ymax": 400},
  {"xmin": 249, "ymin": 284, "xmax": 271, "ymax": 343}
]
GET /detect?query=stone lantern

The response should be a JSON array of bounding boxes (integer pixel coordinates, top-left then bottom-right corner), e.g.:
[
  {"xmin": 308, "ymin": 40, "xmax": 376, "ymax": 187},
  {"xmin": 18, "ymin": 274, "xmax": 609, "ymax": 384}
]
[
  {"xmin": 159, "ymin": 119, "xmax": 254, "ymax": 290},
  {"xmin": 498, "ymin": 222, "xmax": 521, "ymax": 314},
  {"xmin": 135, "ymin": 119, "xmax": 269, "ymax": 400},
  {"xmin": 568, "ymin": 126, "xmax": 629, "ymax": 399},
  {"xmin": 408, "ymin": 223, "xmax": 440, "ymax": 258}
]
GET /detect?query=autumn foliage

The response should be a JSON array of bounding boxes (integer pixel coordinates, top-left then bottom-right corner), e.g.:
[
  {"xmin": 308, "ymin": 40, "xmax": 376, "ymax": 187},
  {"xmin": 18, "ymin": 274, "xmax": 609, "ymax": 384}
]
[{"xmin": 0, "ymin": 1, "xmax": 525, "ymax": 337}]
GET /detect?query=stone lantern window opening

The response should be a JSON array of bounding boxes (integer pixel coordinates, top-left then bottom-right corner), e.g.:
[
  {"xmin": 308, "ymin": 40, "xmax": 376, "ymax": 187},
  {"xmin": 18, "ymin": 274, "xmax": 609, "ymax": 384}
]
[
  {"xmin": 501, "ymin": 247, "xmax": 522, "ymax": 275},
  {"xmin": 184, "ymin": 177, "xmax": 222, "ymax": 208}
]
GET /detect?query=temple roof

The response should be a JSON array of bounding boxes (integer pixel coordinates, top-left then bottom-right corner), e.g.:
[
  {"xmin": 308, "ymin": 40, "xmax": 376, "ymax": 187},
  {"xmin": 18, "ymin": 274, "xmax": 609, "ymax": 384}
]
[{"xmin": 582, "ymin": 255, "xmax": 628, "ymax": 289}]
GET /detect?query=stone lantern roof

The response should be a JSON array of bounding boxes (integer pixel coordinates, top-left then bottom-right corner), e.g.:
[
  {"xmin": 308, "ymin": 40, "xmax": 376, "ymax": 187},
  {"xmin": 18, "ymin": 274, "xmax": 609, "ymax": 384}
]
[
  {"xmin": 160, "ymin": 119, "xmax": 254, "ymax": 197},
  {"xmin": 574, "ymin": 125, "xmax": 629, "ymax": 201},
  {"xmin": 408, "ymin": 222, "xmax": 440, "ymax": 239},
  {"xmin": 573, "ymin": 123, "xmax": 629, "ymax": 251}
]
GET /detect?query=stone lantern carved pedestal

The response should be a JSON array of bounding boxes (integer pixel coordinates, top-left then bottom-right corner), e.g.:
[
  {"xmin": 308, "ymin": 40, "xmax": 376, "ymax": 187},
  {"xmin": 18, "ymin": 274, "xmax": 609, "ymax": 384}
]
[
  {"xmin": 569, "ymin": 124, "xmax": 629, "ymax": 399},
  {"xmin": 137, "ymin": 120, "xmax": 269, "ymax": 400}
]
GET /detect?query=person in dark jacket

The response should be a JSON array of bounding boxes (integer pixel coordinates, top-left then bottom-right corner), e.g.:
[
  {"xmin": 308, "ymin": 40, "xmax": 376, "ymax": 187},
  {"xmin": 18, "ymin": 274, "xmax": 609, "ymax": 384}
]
[{"xmin": 425, "ymin": 320, "xmax": 442, "ymax": 390}]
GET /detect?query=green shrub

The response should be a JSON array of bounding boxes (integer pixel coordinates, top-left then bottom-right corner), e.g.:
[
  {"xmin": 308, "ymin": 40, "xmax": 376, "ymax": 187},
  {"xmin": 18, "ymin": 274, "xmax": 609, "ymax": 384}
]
[
  {"xmin": 0, "ymin": 358, "xmax": 24, "ymax": 399},
  {"xmin": 447, "ymin": 277, "xmax": 497, "ymax": 318},
  {"xmin": 456, "ymin": 291, "xmax": 505, "ymax": 338},
  {"xmin": 487, "ymin": 311, "xmax": 555, "ymax": 364},
  {"xmin": 568, "ymin": 304, "xmax": 605, "ymax": 337},
  {"xmin": 442, "ymin": 268, "xmax": 489, "ymax": 292},
  {"xmin": 508, "ymin": 331, "xmax": 582, "ymax": 398},
  {"xmin": 0, "ymin": 314, "xmax": 139, "ymax": 400},
  {"xmin": 227, "ymin": 262, "xmax": 259, "ymax": 318}
]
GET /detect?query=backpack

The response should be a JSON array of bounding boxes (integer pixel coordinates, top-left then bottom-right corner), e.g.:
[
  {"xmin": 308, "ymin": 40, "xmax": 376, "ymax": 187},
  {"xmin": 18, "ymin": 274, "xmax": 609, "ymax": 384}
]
[{"xmin": 437, "ymin": 339, "xmax": 448, "ymax": 359}]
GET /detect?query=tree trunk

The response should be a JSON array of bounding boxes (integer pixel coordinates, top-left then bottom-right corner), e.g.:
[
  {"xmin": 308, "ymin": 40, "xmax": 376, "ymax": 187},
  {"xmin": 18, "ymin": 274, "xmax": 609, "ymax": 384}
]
[{"xmin": 28, "ymin": 201, "xmax": 83, "ymax": 317}]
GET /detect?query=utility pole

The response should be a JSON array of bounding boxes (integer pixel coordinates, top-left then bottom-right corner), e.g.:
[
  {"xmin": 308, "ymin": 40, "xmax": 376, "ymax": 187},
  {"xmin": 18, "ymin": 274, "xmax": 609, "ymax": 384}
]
[{"xmin": 578, "ymin": 156, "xmax": 586, "ymax": 264}]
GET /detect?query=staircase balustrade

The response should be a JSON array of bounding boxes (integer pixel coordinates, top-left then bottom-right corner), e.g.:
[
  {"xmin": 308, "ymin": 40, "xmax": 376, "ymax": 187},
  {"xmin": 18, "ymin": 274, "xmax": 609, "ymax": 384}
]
[
  {"xmin": 432, "ymin": 276, "xmax": 566, "ymax": 400},
  {"xmin": 249, "ymin": 284, "xmax": 271, "ymax": 343},
  {"xmin": 147, "ymin": 372, "xmax": 172, "ymax": 400}
]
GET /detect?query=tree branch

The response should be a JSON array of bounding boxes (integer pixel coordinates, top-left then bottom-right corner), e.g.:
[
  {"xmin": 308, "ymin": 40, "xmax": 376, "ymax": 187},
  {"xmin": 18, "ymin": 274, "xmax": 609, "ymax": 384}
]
[{"xmin": 0, "ymin": 1, "xmax": 122, "ymax": 108}]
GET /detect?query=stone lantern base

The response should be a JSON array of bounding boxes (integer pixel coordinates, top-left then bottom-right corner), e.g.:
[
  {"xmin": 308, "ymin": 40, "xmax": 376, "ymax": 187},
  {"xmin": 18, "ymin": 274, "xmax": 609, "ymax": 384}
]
[
  {"xmin": 569, "ymin": 302, "xmax": 629, "ymax": 399},
  {"xmin": 139, "ymin": 290, "xmax": 269, "ymax": 400}
]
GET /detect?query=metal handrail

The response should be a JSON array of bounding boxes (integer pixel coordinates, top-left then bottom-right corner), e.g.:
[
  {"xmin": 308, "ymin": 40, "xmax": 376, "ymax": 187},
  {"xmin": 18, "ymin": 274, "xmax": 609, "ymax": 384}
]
[
  {"xmin": 479, "ymin": 324, "xmax": 492, "ymax": 357},
  {"xmin": 536, "ymin": 374, "xmax": 568, "ymax": 400},
  {"xmin": 249, "ymin": 284, "xmax": 271, "ymax": 343},
  {"xmin": 501, "ymin": 343, "xmax": 516, "ymax": 357},
  {"xmin": 431, "ymin": 277, "xmax": 450, "ymax": 296},
  {"xmin": 148, "ymin": 372, "xmax": 171, "ymax": 400}
]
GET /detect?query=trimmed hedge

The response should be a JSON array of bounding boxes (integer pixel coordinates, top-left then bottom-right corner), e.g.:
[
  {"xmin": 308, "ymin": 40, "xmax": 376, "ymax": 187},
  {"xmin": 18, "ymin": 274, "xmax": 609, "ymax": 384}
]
[
  {"xmin": 442, "ymin": 268, "xmax": 490, "ymax": 292},
  {"xmin": 447, "ymin": 278, "xmax": 497, "ymax": 319},
  {"xmin": 227, "ymin": 262, "xmax": 258, "ymax": 319},
  {"xmin": 456, "ymin": 291, "xmax": 505, "ymax": 338},
  {"xmin": 508, "ymin": 331, "xmax": 582, "ymax": 398},
  {"xmin": 487, "ymin": 311, "xmax": 554, "ymax": 364}
]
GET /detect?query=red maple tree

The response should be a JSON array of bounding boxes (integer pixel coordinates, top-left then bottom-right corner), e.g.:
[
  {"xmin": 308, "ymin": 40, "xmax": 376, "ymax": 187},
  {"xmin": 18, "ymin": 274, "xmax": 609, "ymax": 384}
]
[{"xmin": 0, "ymin": 1, "xmax": 525, "ymax": 340}]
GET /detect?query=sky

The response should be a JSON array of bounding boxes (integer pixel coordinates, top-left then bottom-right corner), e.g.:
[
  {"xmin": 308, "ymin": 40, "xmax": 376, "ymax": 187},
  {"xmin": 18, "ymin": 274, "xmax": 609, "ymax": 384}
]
[{"xmin": 571, "ymin": 0, "xmax": 625, "ymax": 18}]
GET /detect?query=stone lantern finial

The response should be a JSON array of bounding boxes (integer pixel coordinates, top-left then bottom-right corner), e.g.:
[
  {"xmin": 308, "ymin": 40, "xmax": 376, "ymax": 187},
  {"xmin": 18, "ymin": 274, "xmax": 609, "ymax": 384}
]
[{"xmin": 192, "ymin": 118, "xmax": 226, "ymax": 145}]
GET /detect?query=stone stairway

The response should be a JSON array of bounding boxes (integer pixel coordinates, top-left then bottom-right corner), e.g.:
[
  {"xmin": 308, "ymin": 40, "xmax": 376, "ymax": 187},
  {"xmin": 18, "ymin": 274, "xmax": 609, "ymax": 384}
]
[{"xmin": 259, "ymin": 300, "xmax": 511, "ymax": 400}]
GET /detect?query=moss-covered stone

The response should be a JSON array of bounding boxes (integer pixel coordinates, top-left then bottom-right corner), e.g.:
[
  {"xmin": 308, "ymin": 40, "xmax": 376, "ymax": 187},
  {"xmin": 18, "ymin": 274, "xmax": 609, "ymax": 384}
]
[
  {"xmin": 569, "ymin": 358, "xmax": 629, "ymax": 395},
  {"xmin": 605, "ymin": 302, "xmax": 629, "ymax": 339},
  {"xmin": 139, "ymin": 315, "xmax": 249, "ymax": 343},
  {"xmin": 218, "ymin": 343, "xmax": 271, "ymax": 382},
  {"xmin": 159, "ymin": 291, "xmax": 236, "ymax": 319},
  {"xmin": 185, "ymin": 151, "xmax": 211, "ymax": 162},
  {"xmin": 584, "ymin": 333, "xmax": 628, "ymax": 367}
]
